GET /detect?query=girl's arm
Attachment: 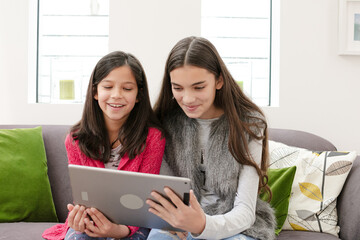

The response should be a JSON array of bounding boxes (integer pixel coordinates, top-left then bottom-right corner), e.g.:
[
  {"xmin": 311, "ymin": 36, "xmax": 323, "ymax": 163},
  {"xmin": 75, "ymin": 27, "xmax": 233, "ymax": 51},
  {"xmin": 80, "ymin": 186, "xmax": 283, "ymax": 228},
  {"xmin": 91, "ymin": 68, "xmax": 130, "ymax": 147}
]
[{"xmin": 191, "ymin": 139, "xmax": 262, "ymax": 239}]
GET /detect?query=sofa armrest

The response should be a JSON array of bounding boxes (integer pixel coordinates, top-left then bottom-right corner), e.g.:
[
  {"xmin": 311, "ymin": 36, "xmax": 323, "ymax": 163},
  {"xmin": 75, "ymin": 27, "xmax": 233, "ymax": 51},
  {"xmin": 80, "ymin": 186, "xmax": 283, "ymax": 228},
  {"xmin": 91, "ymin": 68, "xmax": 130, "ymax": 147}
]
[{"xmin": 337, "ymin": 155, "xmax": 360, "ymax": 240}]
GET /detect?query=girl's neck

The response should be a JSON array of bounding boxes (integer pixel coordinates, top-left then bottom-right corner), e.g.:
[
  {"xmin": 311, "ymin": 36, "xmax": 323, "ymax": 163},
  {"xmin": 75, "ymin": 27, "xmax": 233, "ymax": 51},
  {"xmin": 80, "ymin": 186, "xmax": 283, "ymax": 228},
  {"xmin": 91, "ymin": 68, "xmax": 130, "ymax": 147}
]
[{"xmin": 106, "ymin": 125, "xmax": 122, "ymax": 149}]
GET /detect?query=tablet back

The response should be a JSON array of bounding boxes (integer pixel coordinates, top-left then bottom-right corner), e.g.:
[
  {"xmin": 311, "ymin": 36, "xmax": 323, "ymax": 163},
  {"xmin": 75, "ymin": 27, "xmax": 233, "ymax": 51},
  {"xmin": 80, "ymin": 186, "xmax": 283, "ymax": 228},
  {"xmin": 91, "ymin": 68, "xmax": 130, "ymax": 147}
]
[{"xmin": 68, "ymin": 164, "xmax": 190, "ymax": 231}]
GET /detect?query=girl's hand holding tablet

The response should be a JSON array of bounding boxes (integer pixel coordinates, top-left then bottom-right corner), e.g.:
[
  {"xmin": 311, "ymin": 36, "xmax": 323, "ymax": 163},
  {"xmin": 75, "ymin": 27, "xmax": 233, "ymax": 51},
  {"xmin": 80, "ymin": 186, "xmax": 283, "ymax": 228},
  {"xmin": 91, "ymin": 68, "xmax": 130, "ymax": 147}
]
[{"xmin": 146, "ymin": 188, "xmax": 206, "ymax": 235}]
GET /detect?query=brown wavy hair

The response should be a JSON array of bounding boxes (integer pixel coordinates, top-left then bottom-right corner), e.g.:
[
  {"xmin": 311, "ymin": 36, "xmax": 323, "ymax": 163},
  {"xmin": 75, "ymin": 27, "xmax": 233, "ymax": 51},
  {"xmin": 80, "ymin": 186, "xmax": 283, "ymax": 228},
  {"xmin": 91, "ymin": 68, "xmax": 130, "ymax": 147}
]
[
  {"xmin": 154, "ymin": 36, "xmax": 271, "ymax": 199},
  {"xmin": 72, "ymin": 51, "xmax": 163, "ymax": 162}
]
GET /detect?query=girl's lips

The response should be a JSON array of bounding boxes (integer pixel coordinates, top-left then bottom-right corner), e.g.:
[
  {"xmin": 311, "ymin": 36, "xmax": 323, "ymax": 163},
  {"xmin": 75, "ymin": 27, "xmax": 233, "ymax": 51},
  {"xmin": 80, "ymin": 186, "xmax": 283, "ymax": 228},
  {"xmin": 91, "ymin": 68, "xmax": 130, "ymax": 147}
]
[
  {"xmin": 108, "ymin": 103, "xmax": 124, "ymax": 108},
  {"xmin": 184, "ymin": 105, "xmax": 199, "ymax": 112}
]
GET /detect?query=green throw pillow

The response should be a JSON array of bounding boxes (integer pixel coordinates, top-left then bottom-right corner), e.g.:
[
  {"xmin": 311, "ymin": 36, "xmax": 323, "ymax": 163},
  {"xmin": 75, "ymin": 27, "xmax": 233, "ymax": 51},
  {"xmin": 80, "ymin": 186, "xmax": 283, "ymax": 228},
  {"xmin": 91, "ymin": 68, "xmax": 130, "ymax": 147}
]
[
  {"xmin": 0, "ymin": 127, "xmax": 58, "ymax": 222},
  {"xmin": 260, "ymin": 166, "xmax": 296, "ymax": 235}
]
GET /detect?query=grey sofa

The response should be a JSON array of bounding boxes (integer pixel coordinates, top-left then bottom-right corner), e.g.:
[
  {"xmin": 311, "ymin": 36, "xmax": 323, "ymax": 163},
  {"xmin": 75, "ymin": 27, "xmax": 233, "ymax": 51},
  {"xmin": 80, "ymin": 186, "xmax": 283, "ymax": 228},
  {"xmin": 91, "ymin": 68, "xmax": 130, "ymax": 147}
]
[{"xmin": 0, "ymin": 125, "xmax": 359, "ymax": 240}]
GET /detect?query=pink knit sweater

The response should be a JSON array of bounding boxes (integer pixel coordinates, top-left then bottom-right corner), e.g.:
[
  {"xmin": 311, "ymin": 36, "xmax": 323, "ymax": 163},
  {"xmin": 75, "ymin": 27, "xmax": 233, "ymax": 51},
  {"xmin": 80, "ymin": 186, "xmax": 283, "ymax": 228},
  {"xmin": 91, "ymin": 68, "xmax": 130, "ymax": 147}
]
[{"xmin": 42, "ymin": 127, "xmax": 165, "ymax": 240}]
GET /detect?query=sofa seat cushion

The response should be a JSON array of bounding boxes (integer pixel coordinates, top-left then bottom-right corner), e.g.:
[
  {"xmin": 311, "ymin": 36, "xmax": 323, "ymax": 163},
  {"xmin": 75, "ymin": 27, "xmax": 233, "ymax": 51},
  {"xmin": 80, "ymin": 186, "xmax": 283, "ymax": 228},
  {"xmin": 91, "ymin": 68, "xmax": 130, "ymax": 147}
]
[
  {"xmin": 277, "ymin": 230, "xmax": 339, "ymax": 240},
  {"xmin": 0, "ymin": 222, "xmax": 59, "ymax": 240}
]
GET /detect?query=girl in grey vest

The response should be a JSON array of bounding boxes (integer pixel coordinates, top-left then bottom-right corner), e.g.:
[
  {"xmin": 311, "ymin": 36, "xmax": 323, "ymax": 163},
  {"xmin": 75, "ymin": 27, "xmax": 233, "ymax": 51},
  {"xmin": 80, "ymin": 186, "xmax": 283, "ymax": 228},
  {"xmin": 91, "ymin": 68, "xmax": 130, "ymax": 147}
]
[{"xmin": 146, "ymin": 36, "xmax": 276, "ymax": 240}]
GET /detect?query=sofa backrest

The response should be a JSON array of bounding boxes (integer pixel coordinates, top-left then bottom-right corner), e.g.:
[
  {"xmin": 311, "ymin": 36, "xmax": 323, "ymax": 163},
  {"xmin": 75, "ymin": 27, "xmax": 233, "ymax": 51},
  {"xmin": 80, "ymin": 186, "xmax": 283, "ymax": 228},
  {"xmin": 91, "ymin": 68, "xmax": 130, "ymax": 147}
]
[{"xmin": 268, "ymin": 128, "xmax": 337, "ymax": 151}]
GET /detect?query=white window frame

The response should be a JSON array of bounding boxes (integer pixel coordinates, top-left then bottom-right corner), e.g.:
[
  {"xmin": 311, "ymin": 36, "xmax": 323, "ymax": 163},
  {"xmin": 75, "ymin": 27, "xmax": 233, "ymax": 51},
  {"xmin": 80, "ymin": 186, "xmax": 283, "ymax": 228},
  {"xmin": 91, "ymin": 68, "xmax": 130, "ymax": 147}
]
[
  {"xmin": 201, "ymin": 0, "xmax": 279, "ymax": 107},
  {"xmin": 28, "ymin": 0, "xmax": 109, "ymax": 104}
]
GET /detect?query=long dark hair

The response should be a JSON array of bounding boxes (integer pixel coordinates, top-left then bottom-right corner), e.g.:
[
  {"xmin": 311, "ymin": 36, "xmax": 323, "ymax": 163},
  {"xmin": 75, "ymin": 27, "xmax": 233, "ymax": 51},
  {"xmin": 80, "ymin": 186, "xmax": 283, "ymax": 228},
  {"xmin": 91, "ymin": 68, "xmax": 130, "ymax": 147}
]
[
  {"xmin": 154, "ymin": 36, "xmax": 271, "ymax": 198},
  {"xmin": 72, "ymin": 51, "xmax": 162, "ymax": 162}
]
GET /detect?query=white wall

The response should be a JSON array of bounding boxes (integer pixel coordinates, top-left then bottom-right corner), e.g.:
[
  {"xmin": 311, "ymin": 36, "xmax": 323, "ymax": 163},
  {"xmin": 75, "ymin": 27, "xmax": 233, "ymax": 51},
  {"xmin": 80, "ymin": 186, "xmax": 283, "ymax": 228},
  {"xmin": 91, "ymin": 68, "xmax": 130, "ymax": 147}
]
[
  {"xmin": 263, "ymin": 0, "xmax": 360, "ymax": 153},
  {"xmin": 1, "ymin": 0, "xmax": 360, "ymax": 153},
  {"xmin": 108, "ymin": 0, "xmax": 201, "ymax": 102}
]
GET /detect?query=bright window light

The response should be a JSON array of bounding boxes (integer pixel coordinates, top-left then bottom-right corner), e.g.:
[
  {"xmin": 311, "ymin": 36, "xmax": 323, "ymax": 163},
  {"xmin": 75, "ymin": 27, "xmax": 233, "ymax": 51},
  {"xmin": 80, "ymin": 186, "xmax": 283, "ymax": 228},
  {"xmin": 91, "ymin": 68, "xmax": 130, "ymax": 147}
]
[
  {"xmin": 201, "ymin": 0, "xmax": 272, "ymax": 106},
  {"xmin": 36, "ymin": 0, "xmax": 109, "ymax": 103}
]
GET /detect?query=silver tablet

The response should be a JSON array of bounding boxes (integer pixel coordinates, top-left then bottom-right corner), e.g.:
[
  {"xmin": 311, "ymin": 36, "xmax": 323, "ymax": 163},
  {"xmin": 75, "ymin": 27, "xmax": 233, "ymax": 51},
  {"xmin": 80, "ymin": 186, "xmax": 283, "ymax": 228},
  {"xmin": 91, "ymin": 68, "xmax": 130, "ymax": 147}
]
[{"xmin": 68, "ymin": 164, "xmax": 190, "ymax": 231}]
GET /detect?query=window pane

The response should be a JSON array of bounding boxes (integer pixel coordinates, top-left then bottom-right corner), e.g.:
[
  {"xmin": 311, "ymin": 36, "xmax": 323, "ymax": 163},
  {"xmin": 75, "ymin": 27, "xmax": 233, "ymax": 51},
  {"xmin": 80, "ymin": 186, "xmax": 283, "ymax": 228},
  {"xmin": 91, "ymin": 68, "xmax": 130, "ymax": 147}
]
[
  {"xmin": 37, "ymin": 0, "xmax": 109, "ymax": 103},
  {"xmin": 201, "ymin": 0, "xmax": 271, "ymax": 106}
]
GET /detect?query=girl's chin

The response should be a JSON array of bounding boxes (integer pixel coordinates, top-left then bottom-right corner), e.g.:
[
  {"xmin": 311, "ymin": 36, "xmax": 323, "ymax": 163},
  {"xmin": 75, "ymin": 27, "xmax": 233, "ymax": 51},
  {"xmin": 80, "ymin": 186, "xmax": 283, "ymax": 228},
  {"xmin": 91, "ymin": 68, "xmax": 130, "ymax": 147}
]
[{"xmin": 182, "ymin": 110, "xmax": 201, "ymax": 119}]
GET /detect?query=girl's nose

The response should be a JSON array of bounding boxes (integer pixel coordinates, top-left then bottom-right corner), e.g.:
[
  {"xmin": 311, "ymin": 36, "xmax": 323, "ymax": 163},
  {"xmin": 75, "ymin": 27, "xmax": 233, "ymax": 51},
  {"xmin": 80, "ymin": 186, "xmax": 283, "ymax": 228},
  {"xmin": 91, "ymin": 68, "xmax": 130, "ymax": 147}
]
[
  {"xmin": 112, "ymin": 87, "xmax": 123, "ymax": 99},
  {"xmin": 182, "ymin": 91, "xmax": 195, "ymax": 104}
]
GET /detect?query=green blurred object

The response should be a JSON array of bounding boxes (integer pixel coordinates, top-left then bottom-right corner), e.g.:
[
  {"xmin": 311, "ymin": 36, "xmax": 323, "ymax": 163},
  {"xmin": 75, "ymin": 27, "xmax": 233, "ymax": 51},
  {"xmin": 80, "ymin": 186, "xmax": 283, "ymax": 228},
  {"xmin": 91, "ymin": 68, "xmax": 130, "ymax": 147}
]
[
  {"xmin": 60, "ymin": 80, "xmax": 75, "ymax": 100},
  {"xmin": 0, "ymin": 127, "xmax": 58, "ymax": 223},
  {"xmin": 260, "ymin": 166, "xmax": 297, "ymax": 235},
  {"xmin": 236, "ymin": 81, "xmax": 243, "ymax": 90}
]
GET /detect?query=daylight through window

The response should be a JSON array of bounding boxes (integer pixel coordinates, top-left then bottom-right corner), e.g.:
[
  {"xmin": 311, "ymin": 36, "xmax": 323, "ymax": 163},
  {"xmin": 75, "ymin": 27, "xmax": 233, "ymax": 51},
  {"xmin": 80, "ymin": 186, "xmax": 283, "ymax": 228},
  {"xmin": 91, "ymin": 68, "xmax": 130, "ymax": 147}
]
[
  {"xmin": 37, "ymin": 0, "xmax": 109, "ymax": 103},
  {"xmin": 201, "ymin": 0, "xmax": 271, "ymax": 106}
]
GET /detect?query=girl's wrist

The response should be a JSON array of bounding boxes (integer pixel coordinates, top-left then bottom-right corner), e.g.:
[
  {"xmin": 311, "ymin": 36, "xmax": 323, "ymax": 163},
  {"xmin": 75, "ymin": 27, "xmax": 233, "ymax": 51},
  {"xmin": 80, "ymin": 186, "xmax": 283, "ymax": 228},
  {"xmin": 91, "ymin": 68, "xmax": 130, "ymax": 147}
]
[{"xmin": 112, "ymin": 224, "xmax": 130, "ymax": 239}]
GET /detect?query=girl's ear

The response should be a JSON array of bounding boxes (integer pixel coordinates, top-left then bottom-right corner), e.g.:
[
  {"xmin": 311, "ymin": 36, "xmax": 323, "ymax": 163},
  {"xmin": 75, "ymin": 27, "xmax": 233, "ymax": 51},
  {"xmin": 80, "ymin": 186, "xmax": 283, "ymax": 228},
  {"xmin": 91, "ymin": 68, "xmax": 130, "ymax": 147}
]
[
  {"xmin": 216, "ymin": 75, "xmax": 224, "ymax": 90},
  {"xmin": 93, "ymin": 85, "xmax": 98, "ymax": 100}
]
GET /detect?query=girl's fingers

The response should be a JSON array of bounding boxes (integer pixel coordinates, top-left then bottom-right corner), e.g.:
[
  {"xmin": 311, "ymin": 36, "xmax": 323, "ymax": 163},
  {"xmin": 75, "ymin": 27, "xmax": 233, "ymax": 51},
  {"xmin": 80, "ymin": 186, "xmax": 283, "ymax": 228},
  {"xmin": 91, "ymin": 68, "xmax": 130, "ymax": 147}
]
[
  {"xmin": 146, "ymin": 198, "xmax": 165, "ymax": 217},
  {"xmin": 84, "ymin": 217, "xmax": 96, "ymax": 233},
  {"xmin": 164, "ymin": 187, "xmax": 185, "ymax": 208},
  {"xmin": 67, "ymin": 205, "xmax": 87, "ymax": 231},
  {"xmin": 73, "ymin": 206, "xmax": 86, "ymax": 225},
  {"xmin": 150, "ymin": 190, "xmax": 177, "ymax": 211},
  {"xmin": 67, "ymin": 203, "xmax": 75, "ymax": 211},
  {"xmin": 86, "ymin": 208, "xmax": 104, "ymax": 228},
  {"xmin": 67, "ymin": 204, "xmax": 79, "ymax": 227},
  {"xmin": 176, "ymin": 231, "xmax": 188, "ymax": 239},
  {"xmin": 189, "ymin": 190, "xmax": 201, "ymax": 210},
  {"xmin": 78, "ymin": 210, "xmax": 89, "ymax": 232}
]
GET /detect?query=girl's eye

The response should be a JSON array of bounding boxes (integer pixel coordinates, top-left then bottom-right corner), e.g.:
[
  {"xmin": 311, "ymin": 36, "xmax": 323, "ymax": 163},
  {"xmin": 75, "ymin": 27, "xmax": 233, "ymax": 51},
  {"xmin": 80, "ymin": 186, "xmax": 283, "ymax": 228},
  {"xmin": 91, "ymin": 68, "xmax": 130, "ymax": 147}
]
[
  {"xmin": 103, "ymin": 86, "xmax": 112, "ymax": 89},
  {"xmin": 124, "ymin": 88, "xmax": 133, "ymax": 91},
  {"xmin": 172, "ymin": 87, "xmax": 182, "ymax": 91},
  {"xmin": 195, "ymin": 86, "xmax": 205, "ymax": 90}
]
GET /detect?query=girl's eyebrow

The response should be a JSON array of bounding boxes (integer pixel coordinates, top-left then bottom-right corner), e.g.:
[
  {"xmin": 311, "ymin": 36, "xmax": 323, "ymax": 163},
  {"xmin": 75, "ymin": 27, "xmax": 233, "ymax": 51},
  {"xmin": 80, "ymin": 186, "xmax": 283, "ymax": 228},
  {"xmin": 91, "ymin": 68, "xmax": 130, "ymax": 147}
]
[
  {"xmin": 100, "ymin": 79, "xmax": 112, "ymax": 83},
  {"xmin": 123, "ymin": 82, "xmax": 137, "ymax": 85},
  {"xmin": 100, "ymin": 79, "xmax": 136, "ymax": 85},
  {"xmin": 171, "ymin": 81, "xmax": 206, "ymax": 87}
]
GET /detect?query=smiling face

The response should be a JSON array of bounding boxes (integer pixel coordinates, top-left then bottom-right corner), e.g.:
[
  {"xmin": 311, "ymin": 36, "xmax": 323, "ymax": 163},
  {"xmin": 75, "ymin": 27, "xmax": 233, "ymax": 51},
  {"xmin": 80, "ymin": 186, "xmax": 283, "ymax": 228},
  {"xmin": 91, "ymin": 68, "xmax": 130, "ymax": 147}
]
[
  {"xmin": 170, "ymin": 65, "xmax": 224, "ymax": 119},
  {"xmin": 94, "ymin": 65, "xmax": 138, "ymax": 129}
]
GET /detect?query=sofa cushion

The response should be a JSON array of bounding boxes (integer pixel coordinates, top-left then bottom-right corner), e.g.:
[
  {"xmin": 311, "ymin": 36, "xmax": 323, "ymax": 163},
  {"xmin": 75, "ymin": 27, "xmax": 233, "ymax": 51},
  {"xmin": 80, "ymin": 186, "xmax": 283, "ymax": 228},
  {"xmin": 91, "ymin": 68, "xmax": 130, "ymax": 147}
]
[
  {"xmin": 260, "ymin": 166, "xmax": 297, "ymax": 235},
  {"xmin": 0, "ymin": 127, "xmax": 58, "ymax": 223},
  {"xmin": 0, "ymin": 222, "xmax": 58, "ymax": 240},
  {"xmin": 277, "ymin": 230, "xmax": 339, "ymax": 240},
  {"xmin": 269, "ymin": 140, "xmax": 356, "ymax": 237}
]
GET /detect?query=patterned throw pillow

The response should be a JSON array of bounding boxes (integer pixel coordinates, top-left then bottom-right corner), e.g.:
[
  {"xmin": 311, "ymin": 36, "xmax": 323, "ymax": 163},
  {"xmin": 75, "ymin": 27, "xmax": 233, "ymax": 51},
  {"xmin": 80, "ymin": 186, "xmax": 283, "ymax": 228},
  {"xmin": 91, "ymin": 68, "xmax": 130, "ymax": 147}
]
[{"xmin": 269, "ymin": 140, "xmax": 357, "ymax": 237}]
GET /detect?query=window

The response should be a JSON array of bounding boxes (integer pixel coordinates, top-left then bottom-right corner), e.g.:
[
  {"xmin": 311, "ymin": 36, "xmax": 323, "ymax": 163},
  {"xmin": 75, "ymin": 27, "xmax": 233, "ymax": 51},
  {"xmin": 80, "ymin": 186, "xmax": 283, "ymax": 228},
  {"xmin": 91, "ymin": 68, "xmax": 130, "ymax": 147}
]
[
  {"xmin": 201, "ymin": 0, "xmax": 272, "ymax": 106},
  {"xmin": 36, "ymin": 0, "xmax": 109, "ymax": 103},
  {"xmin": 33, "ymin": 0, "xmax": 275, "ymax": 105}
]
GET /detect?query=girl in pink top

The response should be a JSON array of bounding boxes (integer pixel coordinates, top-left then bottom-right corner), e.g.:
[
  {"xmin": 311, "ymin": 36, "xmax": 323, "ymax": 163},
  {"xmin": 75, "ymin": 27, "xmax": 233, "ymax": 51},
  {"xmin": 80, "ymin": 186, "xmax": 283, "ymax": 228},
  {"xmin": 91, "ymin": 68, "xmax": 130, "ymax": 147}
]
[{"xmin": 42, "ymin": 51, "xmax": 165, "ymax": 240}]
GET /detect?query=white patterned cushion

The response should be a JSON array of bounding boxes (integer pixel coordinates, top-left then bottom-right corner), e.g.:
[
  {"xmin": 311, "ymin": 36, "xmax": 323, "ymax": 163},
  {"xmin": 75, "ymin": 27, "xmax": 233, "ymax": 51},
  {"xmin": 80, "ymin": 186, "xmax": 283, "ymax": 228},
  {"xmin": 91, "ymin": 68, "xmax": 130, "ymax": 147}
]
[{"xmin": 269, "ymin": 140, "xmax": 357, "ymax": 237}]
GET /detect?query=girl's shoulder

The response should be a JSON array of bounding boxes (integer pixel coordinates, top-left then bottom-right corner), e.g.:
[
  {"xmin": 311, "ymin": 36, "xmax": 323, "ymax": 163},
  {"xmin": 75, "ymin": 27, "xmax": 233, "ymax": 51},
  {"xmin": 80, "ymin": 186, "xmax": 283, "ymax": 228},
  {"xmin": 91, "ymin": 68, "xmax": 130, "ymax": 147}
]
[
  {"xmin": 147, "ymin": 127, "xmax": 163, "ymax": 139},
  {"xmin": 65, "ymin": 132, "xmax": 74, "ymax": 144},
  {"xmin": 65, "ymin": 132, "xmax": 79, "ymax": 148},
  {"xmin": 144, "ymin": 127, "xmax": 166, "ymax": 151}
]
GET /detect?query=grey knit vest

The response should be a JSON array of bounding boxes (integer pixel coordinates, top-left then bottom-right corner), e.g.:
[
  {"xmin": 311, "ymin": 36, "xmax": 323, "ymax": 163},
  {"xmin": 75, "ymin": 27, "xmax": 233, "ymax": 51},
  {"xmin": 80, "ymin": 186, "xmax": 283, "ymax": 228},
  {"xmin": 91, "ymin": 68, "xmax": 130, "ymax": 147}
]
[{"xmin": 163, "ymin": 109, "xmax": 276, "ymax": 240}]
